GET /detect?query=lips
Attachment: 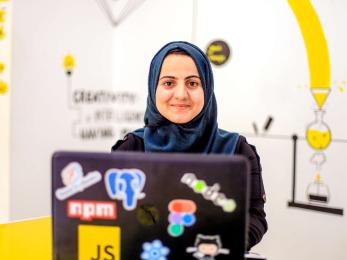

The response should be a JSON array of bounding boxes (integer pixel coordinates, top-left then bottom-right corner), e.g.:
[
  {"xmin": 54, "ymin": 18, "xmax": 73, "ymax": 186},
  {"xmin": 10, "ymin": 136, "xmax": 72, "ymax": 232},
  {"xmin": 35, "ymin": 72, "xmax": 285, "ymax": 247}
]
[
  {"xmin": 170, "ymin": 104, "xmax": 190, "ymax": 111},
  {"xmin": 170, "ymin": 104, "xmax": 190, "ymax": 108}
]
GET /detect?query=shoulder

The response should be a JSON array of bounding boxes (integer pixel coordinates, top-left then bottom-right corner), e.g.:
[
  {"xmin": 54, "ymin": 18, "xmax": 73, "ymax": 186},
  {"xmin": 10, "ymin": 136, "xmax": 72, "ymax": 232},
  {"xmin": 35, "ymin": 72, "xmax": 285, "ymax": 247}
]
[
  {"xmin": 111, "ymin": 133, "xmax": 144, "ymax": 151},
  {"xmin": 235, "ymin": 135, "xmax": 261, "ymax": 171}
]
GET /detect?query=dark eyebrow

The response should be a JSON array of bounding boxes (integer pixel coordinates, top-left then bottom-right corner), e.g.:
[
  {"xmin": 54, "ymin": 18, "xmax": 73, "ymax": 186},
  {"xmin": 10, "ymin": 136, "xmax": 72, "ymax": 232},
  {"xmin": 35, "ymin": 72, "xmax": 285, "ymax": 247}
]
[
  {"xmin": 159, "ymin": 75, "xmax": 201, "ymax": 81},
  {"xmin": 185, "ymin": 75, "xmax": 200, "ymax": 80},
  {"xmin": 159, "ymin": 76, "xmax": 176, "ymax": 80}
]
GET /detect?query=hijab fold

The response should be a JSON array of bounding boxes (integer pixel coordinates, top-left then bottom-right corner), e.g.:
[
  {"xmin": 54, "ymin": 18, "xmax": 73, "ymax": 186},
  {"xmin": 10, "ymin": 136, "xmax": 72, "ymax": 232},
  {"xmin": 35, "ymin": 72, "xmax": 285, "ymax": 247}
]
[{"xmin": 133, "ymin": 41, "xmax": 239, "ymax": 154}]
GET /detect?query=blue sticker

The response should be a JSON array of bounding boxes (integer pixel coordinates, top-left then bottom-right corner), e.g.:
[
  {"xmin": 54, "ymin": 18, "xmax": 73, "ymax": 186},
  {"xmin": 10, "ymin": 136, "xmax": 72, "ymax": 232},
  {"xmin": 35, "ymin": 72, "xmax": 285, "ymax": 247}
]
[
  {"xmin": 141, "ymin": 240, "xmax": 170, "ymax": 260},
  {"xmin": 105, "ymin": 168, "xmax": 146, "ymax": 210}
]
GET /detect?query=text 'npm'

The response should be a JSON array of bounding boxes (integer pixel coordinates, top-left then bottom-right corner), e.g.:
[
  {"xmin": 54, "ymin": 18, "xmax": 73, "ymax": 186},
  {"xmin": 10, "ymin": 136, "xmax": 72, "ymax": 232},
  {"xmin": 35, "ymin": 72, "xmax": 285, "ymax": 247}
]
[{"xmin": 67, "ymin": 200, "xmax": 117, "ymax": 221}]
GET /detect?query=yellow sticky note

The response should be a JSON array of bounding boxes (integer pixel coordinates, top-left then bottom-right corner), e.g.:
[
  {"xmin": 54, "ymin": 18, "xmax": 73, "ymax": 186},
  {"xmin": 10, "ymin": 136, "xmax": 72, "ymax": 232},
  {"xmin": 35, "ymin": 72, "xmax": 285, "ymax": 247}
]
[{"xmin": 78, "ymin": 225, "xmax": 120, "ymax": 260}]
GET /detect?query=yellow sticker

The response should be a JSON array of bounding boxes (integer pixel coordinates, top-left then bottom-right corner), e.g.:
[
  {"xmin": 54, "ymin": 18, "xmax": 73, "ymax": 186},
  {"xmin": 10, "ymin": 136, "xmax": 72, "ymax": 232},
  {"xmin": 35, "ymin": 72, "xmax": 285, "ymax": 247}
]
[
  {"xmin": 78, "ymin": 225, "xmax": 120, "ymax": 260},
  {"xmin": 0, "ymin": 62, "xmax": 5, "ymax": 73},
  {"xmin": 0, "ymin": 26, "xmax": 5, "ymax": 40},
  {"xmin": 0, "ymin": 9, "xmax": 5, "ymax": 23},
  {"xmin": 0, "ymin": 80, "xmax": 8, "ymax": 94}
]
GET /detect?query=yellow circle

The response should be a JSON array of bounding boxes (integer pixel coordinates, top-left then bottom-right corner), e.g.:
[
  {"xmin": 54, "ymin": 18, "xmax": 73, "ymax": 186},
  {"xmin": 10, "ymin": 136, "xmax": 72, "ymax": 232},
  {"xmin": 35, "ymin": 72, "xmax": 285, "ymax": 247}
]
[
  {"xmin": 0, "ymin": 81, "xmax": 8, "ymax": 94},
  {"xmin": 63, "ymin": 54, "xmax": 75, "ymax": 71},
  {"xmin": 306, "ymin": 128, "xmax": 331, "ymax": 150},
  {"xmin": 0, "ymin": 26, "xmax": 5, "ymax": 40},
  {"xmin": 0, "ymin": 62, "xmax": 5, "ymax": 73}
]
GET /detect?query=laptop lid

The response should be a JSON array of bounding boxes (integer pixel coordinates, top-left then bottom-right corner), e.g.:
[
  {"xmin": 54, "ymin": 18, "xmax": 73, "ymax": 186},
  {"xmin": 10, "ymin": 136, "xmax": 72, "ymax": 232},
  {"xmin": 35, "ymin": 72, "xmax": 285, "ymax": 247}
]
[{"xmin": 52, "ymin": 151, "xmax": 250, "ymax": 260}]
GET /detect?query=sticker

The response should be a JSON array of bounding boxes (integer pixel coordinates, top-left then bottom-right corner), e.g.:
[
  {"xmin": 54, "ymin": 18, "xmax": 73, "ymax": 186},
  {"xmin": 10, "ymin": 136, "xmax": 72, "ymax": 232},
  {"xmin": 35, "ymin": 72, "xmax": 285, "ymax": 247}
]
[
  {"xmin": 67, "ymin": 200, "xmax": 116, "ymax": 221},
  {"xmin": 136, "ymin": 204, "xmax": 160, "ymax": 226},
  {"xmin": 181, "ymin": 173, "xmax": 236, "ymax": 213},
  {"xmin": 55, "ymin": 162, "xmax": 102, "ymax": 200},
  {"xmin": 167, "ymin": 199, "xmax": 196, "ymax": 237},
  {"xmin": 206, "ymin": 40, "xmax": 231, "ymax": 66},
  {"xmin": 186, "ymin": 234, "xmax": 230, "ymax": 259},
  {"xmin": 141, "ymin": 240, "xmax": 170, "ymax": 260},
  {"xmin": 105, "ymin": 168, "xmax": 146, "ymax": 211},
  {"xmin": 78, "ymin": 225, "xmax": 120, "ymax": 260}
]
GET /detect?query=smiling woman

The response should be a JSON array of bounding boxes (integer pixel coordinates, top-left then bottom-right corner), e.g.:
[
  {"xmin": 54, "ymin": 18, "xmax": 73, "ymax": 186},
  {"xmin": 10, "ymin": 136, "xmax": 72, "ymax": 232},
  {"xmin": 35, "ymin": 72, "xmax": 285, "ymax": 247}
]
[
  {"xmin": 111, "ymin": 41, "xmax": 267, "ymax": 250},
  {"xmin": 156, "ymin": 52, "xmax": 204, "ymax": 124}
]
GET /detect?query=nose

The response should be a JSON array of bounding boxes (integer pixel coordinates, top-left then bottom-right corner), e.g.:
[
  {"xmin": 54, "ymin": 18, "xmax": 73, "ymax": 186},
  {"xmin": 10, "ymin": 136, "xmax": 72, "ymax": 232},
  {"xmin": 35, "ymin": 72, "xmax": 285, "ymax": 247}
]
[{"xmin": 174, "ymin": 82, "xmax": 188, "ymax": 100}]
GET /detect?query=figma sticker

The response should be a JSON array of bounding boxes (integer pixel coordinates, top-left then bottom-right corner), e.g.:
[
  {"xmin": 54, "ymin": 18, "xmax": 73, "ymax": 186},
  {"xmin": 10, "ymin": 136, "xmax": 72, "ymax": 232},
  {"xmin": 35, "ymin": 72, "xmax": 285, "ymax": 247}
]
[
  {"xmin": 167, "ymin": 199, "xmax": 196, "ymax": 237},
  {"xmin": 67, "ymin": 200, "xmax": 116, "ymax": 221},
  {"xmin": 141, "ymin": 239, "xmax": 170, "ymax": 260},
  {"xmin": 186, "ymin": 234, "xmax": 230, "ymax": 259},
  {"xmin": 105, "ymin": 168, "xmax": 146, "ymax": 210},
  {"xmin": 181, "ymin": 173, "xmax": 236, "ymax": 213},
  {"xmin": 55, "ymin": 162, "xmax": 102, "ymax": 200}
]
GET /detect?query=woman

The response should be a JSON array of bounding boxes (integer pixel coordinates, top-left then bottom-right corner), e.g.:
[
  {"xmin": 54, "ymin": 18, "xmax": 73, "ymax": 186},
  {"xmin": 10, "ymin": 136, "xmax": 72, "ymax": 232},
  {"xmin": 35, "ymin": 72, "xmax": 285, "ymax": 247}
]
[{"xmin": 112, "ymin": 41, "xmax": 267, "ymax": 250}]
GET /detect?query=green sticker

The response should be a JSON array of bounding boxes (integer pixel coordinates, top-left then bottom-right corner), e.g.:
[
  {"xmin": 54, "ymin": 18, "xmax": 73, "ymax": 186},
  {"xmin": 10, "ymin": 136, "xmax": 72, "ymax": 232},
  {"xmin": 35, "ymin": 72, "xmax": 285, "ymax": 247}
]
[
  {"xmin": 194, "ymin": 180, "xmax": 206, "ymax": 193},
  {"xmin": 168, "ymin": 223, "xmax": 184, "ymax": 237}
]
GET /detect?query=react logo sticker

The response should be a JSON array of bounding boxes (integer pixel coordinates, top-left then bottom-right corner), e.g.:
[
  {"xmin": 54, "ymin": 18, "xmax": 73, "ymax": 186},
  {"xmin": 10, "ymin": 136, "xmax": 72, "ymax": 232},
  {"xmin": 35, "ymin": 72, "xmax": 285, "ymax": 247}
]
[
  {"xmin": 186, "ymin": 234, "xmax": 230, "ymax": 259},
  {"xmin": 181, "ymin": 173, "xmax": 236, "ymax": 213},
  {"xmin": 105, "ymin": 168, "xmax": 146, "ymax": 211},
  {"xmin": 55, "ymin": 162, "xmax": 102, "ymax": 200},
  {"xmin": 167, "ymin": 199, "xmax": 196, "ymax": 237},
  {"xmin": 141, "ymin": 240, "xmax": 170, "ymax": 260}
]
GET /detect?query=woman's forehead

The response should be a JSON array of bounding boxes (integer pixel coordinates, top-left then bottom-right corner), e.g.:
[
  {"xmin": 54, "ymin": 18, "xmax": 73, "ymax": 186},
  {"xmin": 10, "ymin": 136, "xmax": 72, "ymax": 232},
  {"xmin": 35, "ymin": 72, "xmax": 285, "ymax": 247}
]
[{"xmin": 159, "ymin": 54, "xmax": 200, "ymax": 77}]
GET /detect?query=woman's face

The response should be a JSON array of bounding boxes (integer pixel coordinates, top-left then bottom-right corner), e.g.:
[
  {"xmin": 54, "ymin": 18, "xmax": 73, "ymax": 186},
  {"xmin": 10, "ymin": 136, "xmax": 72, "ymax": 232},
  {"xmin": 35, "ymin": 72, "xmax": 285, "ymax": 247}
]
[{"xmin": 155, "ymin": 54, "xmax": 204, "ymax": 124}]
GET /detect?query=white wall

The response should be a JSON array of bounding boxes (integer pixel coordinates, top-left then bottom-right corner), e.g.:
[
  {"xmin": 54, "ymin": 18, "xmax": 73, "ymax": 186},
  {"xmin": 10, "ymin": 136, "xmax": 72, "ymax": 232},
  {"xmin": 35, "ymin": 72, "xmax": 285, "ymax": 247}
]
[
  {"xmin": 0, "ymin": 0, "xmax": 12, "ymax": 223},
  {"xmin": 10, "ymin": 0, "xmax": 114, "ymax": 219},
  {"xmin": 6, "ymin": 0, "xmax": 347, "ymax": 259}
]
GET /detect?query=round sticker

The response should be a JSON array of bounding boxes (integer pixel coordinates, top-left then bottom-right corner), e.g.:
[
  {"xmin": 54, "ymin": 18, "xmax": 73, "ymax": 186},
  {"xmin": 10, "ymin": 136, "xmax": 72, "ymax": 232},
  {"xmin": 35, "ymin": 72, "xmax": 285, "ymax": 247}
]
[
  {"xmin": 206, "ymin": 40, "xmax": 231, "ymax": 66},
  {"xmin": 136, "ymin": 204, "xmax": 160, "ymax": 226}
]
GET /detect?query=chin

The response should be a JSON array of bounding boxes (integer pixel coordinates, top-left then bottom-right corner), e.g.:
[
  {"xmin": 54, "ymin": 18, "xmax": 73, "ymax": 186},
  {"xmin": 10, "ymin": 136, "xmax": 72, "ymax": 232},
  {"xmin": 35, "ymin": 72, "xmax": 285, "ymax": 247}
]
[{"xmin": 166, "ymin": 115, "xmax": 190, "ymax": 124}]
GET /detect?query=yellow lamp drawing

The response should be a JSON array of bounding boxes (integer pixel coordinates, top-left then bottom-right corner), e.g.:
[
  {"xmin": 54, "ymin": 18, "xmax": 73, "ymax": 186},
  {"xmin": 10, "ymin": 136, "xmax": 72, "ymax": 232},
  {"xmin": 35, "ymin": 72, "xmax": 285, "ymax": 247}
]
[{"xmin": 63, "ymin": 54, "xmax": 75, "ymax": 76}]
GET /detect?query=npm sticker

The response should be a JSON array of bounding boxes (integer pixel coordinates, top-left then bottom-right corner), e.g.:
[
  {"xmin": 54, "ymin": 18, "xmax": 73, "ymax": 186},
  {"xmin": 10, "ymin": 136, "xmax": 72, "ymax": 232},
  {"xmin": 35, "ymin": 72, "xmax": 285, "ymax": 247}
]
[
  {"xmin": 78, "ymin": 225, "xmax": 120, "ymax": 260},
  {"xmin": 68, "ymin": 200, "xmax": 116, "ymax": 221}
]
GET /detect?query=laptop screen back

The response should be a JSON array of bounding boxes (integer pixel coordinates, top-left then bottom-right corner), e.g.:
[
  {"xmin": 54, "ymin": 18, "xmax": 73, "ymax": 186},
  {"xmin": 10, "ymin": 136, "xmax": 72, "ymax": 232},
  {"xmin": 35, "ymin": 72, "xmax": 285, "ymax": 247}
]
[{"xmin": 52, "ymin": 151, "xmax": 250, "ymax": 260}]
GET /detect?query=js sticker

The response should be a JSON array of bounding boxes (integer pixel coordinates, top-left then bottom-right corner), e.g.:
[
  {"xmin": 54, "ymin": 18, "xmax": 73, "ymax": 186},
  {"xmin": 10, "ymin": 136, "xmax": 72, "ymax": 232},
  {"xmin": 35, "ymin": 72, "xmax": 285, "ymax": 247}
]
[{"xmin": 78, "ymin": 225, "xmax": 120, "ymax": 260}]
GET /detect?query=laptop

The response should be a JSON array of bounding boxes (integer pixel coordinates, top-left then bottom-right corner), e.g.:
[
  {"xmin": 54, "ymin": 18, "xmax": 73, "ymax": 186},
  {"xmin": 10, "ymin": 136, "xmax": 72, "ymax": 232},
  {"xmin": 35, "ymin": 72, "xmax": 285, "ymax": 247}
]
[{"xmin": 52, "ymin": 151, "xmax": 250, "ymax": 260}]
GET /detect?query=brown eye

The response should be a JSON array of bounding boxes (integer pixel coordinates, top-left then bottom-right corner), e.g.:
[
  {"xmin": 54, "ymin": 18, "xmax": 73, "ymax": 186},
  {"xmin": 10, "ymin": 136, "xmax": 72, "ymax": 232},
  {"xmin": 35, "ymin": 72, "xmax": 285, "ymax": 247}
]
[
  {"xmin": 163, "ymin": 81, "xmax": 173, "ymax": 87},
  {"xmin": 187, "ymin": 81, "xmax": 199, "ymax": 88}
]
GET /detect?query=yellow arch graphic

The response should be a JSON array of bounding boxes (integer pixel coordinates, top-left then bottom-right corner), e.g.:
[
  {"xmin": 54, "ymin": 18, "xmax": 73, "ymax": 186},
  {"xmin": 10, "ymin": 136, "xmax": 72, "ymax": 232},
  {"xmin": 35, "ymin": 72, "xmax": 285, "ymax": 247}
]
[{"xmin": 288, "ymin": 0, "xmax": 330, "ymax": 109}]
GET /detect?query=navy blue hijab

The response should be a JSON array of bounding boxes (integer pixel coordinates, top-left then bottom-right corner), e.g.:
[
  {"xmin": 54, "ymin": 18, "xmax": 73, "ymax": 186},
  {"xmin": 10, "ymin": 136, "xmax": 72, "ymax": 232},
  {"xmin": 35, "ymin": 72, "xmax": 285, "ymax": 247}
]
[{"xmin": 133, "ymin": 41, "xmax": 239, "ymax": 154}]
